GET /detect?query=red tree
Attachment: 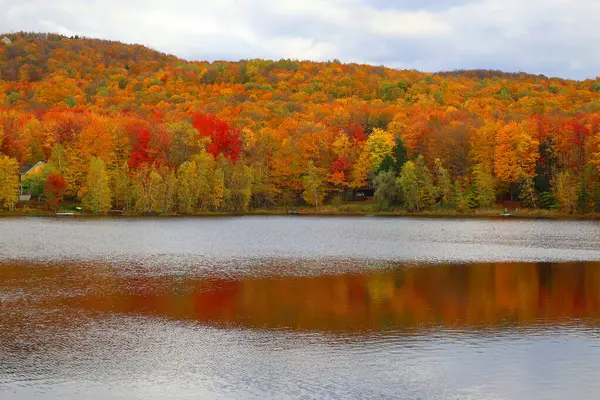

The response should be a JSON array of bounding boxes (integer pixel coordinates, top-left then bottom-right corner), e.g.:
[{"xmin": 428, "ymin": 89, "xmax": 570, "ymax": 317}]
[
  {"xmin": 44, "ymin": 173, "xmax": 67, "ymax": 211},
  {"xmin": 330, "ymin": 157, "xmax": 352, "ymax": 175},
  {"xmin": 128, "ymin": 127, "xmax": 153, "ymax": 168},
  {"xmin": 192, "ymin": 114, "xmax": 241, "ymax": 161},
  {"xmin": 348, "ymin": 122, "xmax": 366, "ymax": 143},
  {"xmin": 329, "ymin": 157, "xmax": 352, "ymax": 188}
]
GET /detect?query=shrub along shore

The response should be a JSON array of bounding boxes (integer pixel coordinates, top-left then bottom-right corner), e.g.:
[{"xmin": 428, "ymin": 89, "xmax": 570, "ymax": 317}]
[{"xmin": 2, "ymin": 202, "xmax": 599, "ymax": 220}]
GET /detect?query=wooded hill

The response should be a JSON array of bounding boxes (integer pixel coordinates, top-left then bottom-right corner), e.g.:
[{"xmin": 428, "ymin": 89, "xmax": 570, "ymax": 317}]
[{"xmin": 1, "ymin": 31, "xmax": 600, "ymax": 214}]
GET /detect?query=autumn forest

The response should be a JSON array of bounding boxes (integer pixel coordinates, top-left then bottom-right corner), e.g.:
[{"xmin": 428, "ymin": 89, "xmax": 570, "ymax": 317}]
[{"xmin": 2, "ymin": 32, "xmax": 600, "ymax": 214}]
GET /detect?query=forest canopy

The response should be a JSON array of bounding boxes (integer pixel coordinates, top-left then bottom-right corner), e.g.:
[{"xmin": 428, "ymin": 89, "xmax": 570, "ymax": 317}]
[{"xmin": 2, "ymin": 32, "xmax": 600, "ymax": 213}]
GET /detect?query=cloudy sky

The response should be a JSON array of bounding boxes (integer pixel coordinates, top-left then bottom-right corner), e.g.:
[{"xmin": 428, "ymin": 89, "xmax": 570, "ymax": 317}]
[{"xmin": 2, "ymin": 0, "xmax": 599, "ymax": 79}]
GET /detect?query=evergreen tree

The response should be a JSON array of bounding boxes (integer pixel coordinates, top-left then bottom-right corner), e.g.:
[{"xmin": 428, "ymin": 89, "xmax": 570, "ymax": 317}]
[{"xmin": 519, "ymin": 176, "xmax": 540, "ymax": 209}]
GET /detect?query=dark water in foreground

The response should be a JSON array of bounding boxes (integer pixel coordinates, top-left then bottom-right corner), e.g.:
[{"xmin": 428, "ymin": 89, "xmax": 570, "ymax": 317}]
[{"xmin": 2, "ymin": 217, "xmax": 600, "ymax": 399}]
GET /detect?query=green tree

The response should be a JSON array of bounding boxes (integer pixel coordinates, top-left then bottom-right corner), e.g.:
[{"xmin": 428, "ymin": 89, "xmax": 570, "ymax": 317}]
[
  {"xmin": 22, "ymin": 164, "xmax": 57, "ymax": 201},
  {"xmin": 415, "ymin": 156, "xmax": 438, "ymax": 210},
  {"xmin": 398, "ymin": 160, "xmax": 419, "ymax": 211},
  {"xmin": 393, "ymin": 137, "xmax": 408, "ymax": 172},
  {"xmin": 0, "ymin": 155, "xmax": 19, "ymax": 210},
  {"xmin": 380, "ymin": 80, "xmax": 407, "ymax": 102},
  {"xmin": 374, "ymin": 170, "xmax": 402, "ymax": 210},
  {"xmin": 454, "ymin": 180, "xmax": 476, "ymax": 211},
  {"xmin": 377, "ymin": 136, "xmax": 410, "ymax": 173},
  {"xmin": 434, "ymin": 158, "xmax": 453, "ymax": 208},
  {"xmin": 378, "ymin": 155, "xmax": 396, "ymax": 173},
  {"xmin": 82, "ymin": 158, "xmax": 112, "ymax": 214}
]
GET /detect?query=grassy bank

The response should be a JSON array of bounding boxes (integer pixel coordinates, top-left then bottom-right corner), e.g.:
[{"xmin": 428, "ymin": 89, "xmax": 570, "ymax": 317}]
[{"xmin": 2, "ymin": 202, "xmax": 600, "ymax": 220}]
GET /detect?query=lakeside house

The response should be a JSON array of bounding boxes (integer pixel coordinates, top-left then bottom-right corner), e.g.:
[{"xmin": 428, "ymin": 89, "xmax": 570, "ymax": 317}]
[
  {"xmin": 2, "ymin": 37, "xmax": 11, "ymax": 44},
  {"xmin": 354, "ymin": 186, "xmax": 376, "ymax": 201},
  {"xmin": 19, "ymin": 161, "xmax": 45, "ymax": 202}
]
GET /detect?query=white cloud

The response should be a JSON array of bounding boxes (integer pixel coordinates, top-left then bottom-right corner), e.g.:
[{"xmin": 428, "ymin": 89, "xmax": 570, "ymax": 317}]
[
  {"xmin": 367, "ymin": 10, "xmax": 452, "ymax": 37},
  {"xmin": 1, "ymin": 0, "xmax": 600, "ymax": 78}
]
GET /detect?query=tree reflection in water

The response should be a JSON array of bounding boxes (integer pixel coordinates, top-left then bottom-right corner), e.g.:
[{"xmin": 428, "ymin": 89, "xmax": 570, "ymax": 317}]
[{"xmin": 1, "ymin": 261, "xmax": 599, "ymax": 334}]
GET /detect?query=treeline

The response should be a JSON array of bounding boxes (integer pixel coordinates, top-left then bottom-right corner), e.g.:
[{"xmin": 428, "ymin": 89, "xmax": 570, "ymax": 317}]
[
  {"xmin": 19, "ymin": 153, "xmax": 254, "ymax": 214},
  {"xmin": 2, "ymin": 33, "xmax": 600, "ymax": 213}
]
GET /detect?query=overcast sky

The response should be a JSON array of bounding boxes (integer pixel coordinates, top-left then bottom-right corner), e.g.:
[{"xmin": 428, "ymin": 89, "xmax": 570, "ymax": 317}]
[{"xmin": 2, "ymin": 0, "xmax": 600, "ymax": 80}]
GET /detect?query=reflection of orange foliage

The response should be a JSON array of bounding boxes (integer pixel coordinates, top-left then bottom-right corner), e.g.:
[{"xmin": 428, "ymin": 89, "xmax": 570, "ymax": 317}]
[
  {"xmin": 3, "ymin": 261, "xmax": 600, "ymax": 333},
  {"xmin": 193, "ymin": 280, "xmax": 240, "ymax": 320}
]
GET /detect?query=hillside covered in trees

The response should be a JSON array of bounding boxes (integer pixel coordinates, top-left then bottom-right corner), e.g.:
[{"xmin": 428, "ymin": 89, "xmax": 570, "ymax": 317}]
[{"xmin": 2, "ymin": 31, "xmax": 600, "ymax": 214}]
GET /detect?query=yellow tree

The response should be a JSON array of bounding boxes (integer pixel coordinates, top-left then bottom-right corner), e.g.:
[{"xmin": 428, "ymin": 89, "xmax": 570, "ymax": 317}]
[
  {"xmin": 302, "ymin": 160, "xmax": 327, "ymax": 208},
  {"xmin": 552, "ymin": 170, "xmax": 578, "ymax": 213},
  {"xmin": 473, "ymin": 164, "xmax": 496, "ymax": 208},
  {"xmin": 0, "ymin": 155, "xmax": 19, "ymax": 210},
  {"xmin": 63, "ymin": 117, "xmax": 115, "ymax": 197},
  {"xmin": 211, "ymin": 167, "xmax": 225, "ymax": 211},
  {"xmin": 194, "ymin": 152, "xmax": 216, "ymax": 211},
  {"xmin": 82, "ymin": 157, "xmax": 112, "ymax": 214},
  {"xmin": 349, "ymin": 142, "xmax": 371, "ymax": 188},
  {"xmin": 176, "ymin": 161, "xmax": 199, "ymax": 214},
  {"xmin": 111, "ymin": 162, "xmax": 132, "ymax": 211},
  {"xmin": 494, "ymin": 120, "xmax": 540, "ymax": 184},
  {"xmin": 23, "ymin": 118, "xmax": 46, "ymax": 164},
  {"xmin": 471, "ymin": 120, "xmax": 501, "ymax": 175},
  {"xmin": 227, "ymin": 161, "xmax": 253, "ymax": 213},
  {"xmin": 367, "ymin": 128, "xmax": 395, "ymax": 171}
]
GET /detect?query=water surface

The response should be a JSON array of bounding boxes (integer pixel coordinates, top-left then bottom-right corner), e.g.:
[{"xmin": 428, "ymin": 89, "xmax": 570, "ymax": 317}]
[{"xmin": 2, "ymin": 217, "xmax": 600, "ymax": 399}]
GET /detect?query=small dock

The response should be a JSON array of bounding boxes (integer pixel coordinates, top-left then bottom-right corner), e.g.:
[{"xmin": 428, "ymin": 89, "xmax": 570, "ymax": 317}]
[
  {"xmin": 55, "ymin": 212, "xmax": 75, "ymax": 217},
  {"xmin": 108, "ymin": 210, "xmax": 126, "ymax": 215}
]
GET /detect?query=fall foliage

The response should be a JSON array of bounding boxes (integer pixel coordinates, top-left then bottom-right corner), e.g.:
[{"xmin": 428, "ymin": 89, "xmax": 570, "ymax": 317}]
[
  {"xmin": 44, "ymin": 173, "xmax": 66, "ymax": 210},
  {"xmin": 0, "ymin": 155, "xmax": 18, "ymax": 210},
  {"xmin": 3, "ymin": 32, "xmax": 600, "ymax": 213}
]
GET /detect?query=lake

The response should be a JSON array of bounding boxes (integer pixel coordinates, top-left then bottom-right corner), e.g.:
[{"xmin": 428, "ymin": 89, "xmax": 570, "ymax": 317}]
[{"xmin": 2, "ymin": 216, "xmax": 600, "ymax": 399}]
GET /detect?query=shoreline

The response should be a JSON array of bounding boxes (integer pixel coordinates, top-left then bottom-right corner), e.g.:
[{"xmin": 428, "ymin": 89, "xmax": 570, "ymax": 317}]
[{"xmin": 1, "ymin": 208, "xmax": 600, "ymax": 220}]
